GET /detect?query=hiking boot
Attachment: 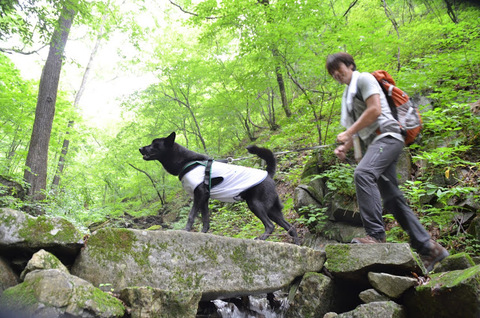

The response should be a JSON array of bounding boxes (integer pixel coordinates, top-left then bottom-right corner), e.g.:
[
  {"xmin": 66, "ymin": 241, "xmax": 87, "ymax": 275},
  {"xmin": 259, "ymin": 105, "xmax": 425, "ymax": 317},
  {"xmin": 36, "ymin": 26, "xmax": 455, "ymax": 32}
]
[
  {"xmin": 420, "ymin": 240, "xmax": 449, "ymax": 272},
  {"xmin": 351, "ymin": 235, "xmax": 386, "ymax": 244}
]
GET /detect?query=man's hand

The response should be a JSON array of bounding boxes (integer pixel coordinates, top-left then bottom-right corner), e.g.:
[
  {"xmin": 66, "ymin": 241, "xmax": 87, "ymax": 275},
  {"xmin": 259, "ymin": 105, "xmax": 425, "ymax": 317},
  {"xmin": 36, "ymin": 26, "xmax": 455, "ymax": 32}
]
[
  {"xmin": 334, "ymin": 144, "xmax": 348, "ymax": 161},
  {"xmin": 337, "ymin": 131, "xmax": 352, "ymax": 145}
]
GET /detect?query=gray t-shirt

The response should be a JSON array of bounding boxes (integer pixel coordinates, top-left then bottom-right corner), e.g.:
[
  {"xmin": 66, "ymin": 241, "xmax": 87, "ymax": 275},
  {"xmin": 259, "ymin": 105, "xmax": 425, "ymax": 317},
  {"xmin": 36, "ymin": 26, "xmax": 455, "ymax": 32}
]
[{"xmin": 350, "ymin": 72, "xmax": 403, "ymax": 146}]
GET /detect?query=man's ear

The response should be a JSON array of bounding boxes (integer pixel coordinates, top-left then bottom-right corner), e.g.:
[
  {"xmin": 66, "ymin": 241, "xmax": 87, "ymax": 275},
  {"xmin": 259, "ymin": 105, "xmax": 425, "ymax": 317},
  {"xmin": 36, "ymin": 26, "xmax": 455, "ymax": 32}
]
[{"xmin": 165, "ymin": 132, "xmax": 176, "ymax": 147}]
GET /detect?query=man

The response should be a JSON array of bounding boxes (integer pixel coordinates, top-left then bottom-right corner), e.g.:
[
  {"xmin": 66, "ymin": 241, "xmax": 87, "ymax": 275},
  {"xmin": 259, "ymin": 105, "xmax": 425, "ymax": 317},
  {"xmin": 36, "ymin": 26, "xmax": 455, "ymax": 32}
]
[{"xmin": 326, "ymin": 52, "xmax": 448, "ymax": 272}]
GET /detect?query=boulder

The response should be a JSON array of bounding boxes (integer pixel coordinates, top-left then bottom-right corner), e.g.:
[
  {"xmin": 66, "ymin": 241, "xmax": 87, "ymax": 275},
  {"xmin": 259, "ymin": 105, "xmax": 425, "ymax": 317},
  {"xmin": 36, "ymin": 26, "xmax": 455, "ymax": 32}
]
[
  {"xmin": 285, "ymin": 272, "xmax": 335, "ymax": 318},
  {"xmin": 329, "ymin": 193, "xmax": 361, "ymax": 225},
  {"xmin": 332, "ymin": 301, "xmax": 406, "ymax": 318},
  {"xmin": 324, "ymin": 243, "xmax": 421, "ymax": 285},
  {"xmin": 20, "ymin": 249, "xmax": 69, "ymax": 280},
  {"xmin": 0, "ymin": 176, "xmax": 25, "ymax": 200},
  {"xmin": 404, "ymin": 264, "xmax": 480, "ymax": 318},
  {"xmin": 294, "ymin": 184, "xmax": 322, "ymax": 212},
  {"xmin": 0, "ymin": 269, "xmax": 125, "ymax": 318},
  {"xmin": 358, "ymin": 289, "xmax": 390, "ymax": 303},
  {"xmin": 0, "ymin": 256, "xmax": 18, "ymax": 294},
  {"xmin": 318, "ymin": 222, "xmax": 366, "ymax": 243},
  {"xmin": 468, "ymin": 216, "xmax": 480, "ymax": 241},
  {"xmin": 71, "ymin": 228, "xmax": 325, "ymax": 300},
  {"xmin": 433, "ymin": 252, "xmax": 475, "ymax": 273},
  {"xmin": 367, "ymin": 272, "xmax": 417, "ymax": 299},
  {"xmin": 0, "ymin": 208, "xmax": 84, "ymax": 266},
  {"xmin": 120, "ymin": 286, "xmax": 201, "ymax": 318}
]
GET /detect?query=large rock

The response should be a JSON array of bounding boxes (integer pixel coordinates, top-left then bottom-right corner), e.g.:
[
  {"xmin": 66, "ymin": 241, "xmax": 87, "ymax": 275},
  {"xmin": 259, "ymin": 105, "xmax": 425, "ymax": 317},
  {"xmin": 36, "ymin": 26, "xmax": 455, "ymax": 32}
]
[
  {"xmin": 317, "ymin": 222, "xmax": 366, "ymax": 244},
  {"xmin": 433, "ymin": 252, "xmax": 475, "ymax": 273},
  {"xmin": 333, "ymin": 301, "xmax": 406, "ymax": 318},
  {"xmin": 0, "ymin": 176, "xmax": 25, "ymax": 200},
  {"xmin": 285, "ymin": 272, "xmax": 335, "ymax": 318},
  {"xmin": 294, "ymin": 183, "xmax": 324, "ymax": 211},
  {"xmin": 0, "ymin": 208, "xmax": 84, "ymax": 264},
  {"xmin": 20, "ymin": 249, "xmax": 69, "ymax": 280},
  {"xmin": 0, "ymin": 256, "xmax": 18, "ymax": 294},
  {"xmin": 324, "ymin": 243, "xmax": 421, "ymax": 285},
  {"xmin": 120, "ymin": 287, "xmax": 201, "ymax": 318},
  {"xmin": 404, "ymin": 264, "xmax": 480, "ymax": 318},
  {"xmin": 358, "ymin": 289, "xmax": 390, "ymax": 303},
  {"xmin": 0, "ymin": 269, "xmax": 125, "ymax": 318},
  {"xmin": 367, "ymin": 272, "xmax": 417, "ymax": 299},
  {"xmin": 71, "ymin": 228, "xmax": 325, "ymax": 300}
]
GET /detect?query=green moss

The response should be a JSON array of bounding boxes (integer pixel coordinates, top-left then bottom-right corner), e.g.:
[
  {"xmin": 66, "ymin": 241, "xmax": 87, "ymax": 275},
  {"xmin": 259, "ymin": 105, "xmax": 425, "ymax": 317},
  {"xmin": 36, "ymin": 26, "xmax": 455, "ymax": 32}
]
[
  {"xmin": 230, "ymin": 244, "xmax": 260, "ymax": 285},
  {"xmin": 157, "ymin": 242, "xmax": 169, "ymax": 250},
  {"xmin": 130, "ymin": 242, "xmax": 152, "ymax": 267},
  {"xmin": 420, "ymin": 264, "xmax": 480, "ymax": 289},
  {"xmin": 172, "ymin": 269, "xmax": 204, "ymax": 289},
  {"xmin": 87, "ymin": 228, "xmax": 137, "ymax": 262},
  {"xmin": 75, "ymin": 285, "xmax": 125, "ymax": 315},
  {"xmin": 324, "ymin": 244, "xmax": 351, "ymax": 272},
  {"xmin": 0, "ymin": 281, "xmax": 38, "ymax": 313},
  {"xmin": 17, "ymin": 215, "xmax": 80, "ymax": 243},
  {"xmin": 41, "ymin": 252, "xmax": 65, "ymax": 270},
  {"xmin": 198, "ymin": 245, "xmax": 218, "ymax": 264},
  {"xmin": 0, "ymin": 211, "xmax": 17, "ymax": 228}
]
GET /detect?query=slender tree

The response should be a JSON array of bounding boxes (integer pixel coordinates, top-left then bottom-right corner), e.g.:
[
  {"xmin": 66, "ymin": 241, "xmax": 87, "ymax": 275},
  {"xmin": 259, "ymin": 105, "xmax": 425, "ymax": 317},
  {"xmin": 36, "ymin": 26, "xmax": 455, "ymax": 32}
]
[
  {"xmin": 52, "ymin": 24, "xmax": 104, "ymax": 188},
  {"xmin": 24, "ymin": 1, "xmax": 77, "ymax": 200},
  {"xmin": 258, "ymin": 0, "xmax": 291, "ymax": 118}
]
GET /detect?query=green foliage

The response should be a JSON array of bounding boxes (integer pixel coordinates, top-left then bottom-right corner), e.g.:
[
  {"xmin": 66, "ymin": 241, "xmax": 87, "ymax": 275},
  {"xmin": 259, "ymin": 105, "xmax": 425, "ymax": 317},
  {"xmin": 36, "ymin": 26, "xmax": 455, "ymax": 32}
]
[
  {"xmin": 315, "ymin": 163, "xmax": 356, "ymax": 197},
  {"xmin": 296, "ymin": 204, "xmax": 329, "ymax": 234},
  {"xmin": 383, "ymin": 214, "xmax": 409, "ymax": 243},
  {"xmin": 208, "ymin": 201, "xmax": 267, "ymax": 240},
  {"xmin": 1, "ymin": 0, "xmax": 479, "ymax": 254}
]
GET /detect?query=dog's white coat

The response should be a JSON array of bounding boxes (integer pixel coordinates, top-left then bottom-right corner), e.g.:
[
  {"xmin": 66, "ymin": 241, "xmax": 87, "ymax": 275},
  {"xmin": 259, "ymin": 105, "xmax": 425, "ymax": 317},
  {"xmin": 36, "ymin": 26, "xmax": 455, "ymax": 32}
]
[{"xmin": 181, "ymin": 161, "xmax": 268, "ymax": 202}]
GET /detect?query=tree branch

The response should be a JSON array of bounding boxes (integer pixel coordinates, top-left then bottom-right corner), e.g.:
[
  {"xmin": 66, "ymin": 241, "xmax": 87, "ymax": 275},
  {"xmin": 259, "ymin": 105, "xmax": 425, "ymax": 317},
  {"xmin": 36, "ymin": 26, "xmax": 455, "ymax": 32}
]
[
  {"xmin": 0, "ymin": 44, "xmax": 48, "ymax": 55},
  {"xmin": 168, "ymin": 0, "xmax": 218, "ymax": 19},
  {"xmin": 343, "ymin": 0, "xmax": 359, "ymax": 17},
  {"xmin": 129, "ymin": 163, "xmax": 164, "ymax": 205}
]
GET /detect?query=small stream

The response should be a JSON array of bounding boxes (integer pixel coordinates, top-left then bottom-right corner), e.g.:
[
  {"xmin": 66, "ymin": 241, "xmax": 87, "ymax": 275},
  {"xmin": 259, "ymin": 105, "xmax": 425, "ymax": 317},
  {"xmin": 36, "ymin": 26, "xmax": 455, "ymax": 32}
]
[{"xmin": 198, "ymin": 292, "xmax": 289, "ymax": 318}]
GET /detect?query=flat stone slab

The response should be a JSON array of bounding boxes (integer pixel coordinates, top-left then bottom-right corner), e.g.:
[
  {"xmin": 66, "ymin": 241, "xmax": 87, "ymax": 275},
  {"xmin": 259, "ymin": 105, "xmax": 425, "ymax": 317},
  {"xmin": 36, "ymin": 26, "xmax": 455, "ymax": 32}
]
[
  {"xmin": 324, "ymin": 243, "xmax": 422, "ymax": 284},
  {"xmin": 0, "ymin": 208, "xmax": 84, "ymax": 261},
  {"xmin": 71, "ymin": 228, "xmax": 326, "ymax": 300}
]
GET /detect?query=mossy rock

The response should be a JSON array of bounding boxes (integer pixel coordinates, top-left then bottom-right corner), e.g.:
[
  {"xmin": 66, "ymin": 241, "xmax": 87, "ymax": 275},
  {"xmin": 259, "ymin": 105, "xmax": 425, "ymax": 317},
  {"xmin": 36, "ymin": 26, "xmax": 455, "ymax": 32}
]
[
  {"xmin": 404, "ymin": 265, "xmax": 480, "ymax": 318},
  {"xmin": 0, "ymin": 269, "xmax": 125, "ymax": 318}
]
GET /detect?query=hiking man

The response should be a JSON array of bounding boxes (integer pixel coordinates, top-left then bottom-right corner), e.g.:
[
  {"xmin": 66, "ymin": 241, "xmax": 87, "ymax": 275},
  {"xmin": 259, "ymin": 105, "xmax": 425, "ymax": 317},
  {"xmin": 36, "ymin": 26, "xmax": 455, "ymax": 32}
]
[{"xmin": 326, "ymin": 52, "xmax": 448, "ymax": 272}]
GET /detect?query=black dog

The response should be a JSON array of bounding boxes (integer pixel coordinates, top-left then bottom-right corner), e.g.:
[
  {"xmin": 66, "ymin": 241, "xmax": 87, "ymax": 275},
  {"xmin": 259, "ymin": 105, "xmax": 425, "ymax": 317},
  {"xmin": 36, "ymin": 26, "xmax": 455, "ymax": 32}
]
[{"xmin": 139, "ymin": 132, "xmax": 299, "ymax": 244}]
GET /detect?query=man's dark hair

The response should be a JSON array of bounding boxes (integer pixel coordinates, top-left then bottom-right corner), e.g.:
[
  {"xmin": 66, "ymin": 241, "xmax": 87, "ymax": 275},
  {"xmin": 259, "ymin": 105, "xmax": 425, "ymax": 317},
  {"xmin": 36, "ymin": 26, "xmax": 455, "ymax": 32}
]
[{"xmin": 326, "ymin": 52, "xmax": 356, "ymax": 75}]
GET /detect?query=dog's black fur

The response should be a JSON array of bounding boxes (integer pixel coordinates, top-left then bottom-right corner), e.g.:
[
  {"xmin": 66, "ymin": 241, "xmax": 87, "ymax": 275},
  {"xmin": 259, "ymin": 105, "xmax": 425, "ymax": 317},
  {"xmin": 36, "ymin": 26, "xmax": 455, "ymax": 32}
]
[{"xmin": 139, "ymin": 132, "xmax": 299, "ymax": 244}]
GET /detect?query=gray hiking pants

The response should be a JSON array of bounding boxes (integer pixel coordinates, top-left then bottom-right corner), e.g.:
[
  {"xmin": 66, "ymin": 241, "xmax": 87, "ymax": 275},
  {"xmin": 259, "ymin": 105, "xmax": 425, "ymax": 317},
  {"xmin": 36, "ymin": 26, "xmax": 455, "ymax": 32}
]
[{"xmin": 355, "ymin": 136, "xmax": 431, "ymax": 253}]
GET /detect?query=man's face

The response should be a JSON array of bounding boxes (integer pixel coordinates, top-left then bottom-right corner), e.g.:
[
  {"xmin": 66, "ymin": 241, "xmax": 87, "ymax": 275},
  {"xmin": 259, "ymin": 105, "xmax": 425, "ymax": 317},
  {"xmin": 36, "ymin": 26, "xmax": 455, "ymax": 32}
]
[{"xmin": 331, "ymin": 62, "xmax": 354, "ymax": 85}]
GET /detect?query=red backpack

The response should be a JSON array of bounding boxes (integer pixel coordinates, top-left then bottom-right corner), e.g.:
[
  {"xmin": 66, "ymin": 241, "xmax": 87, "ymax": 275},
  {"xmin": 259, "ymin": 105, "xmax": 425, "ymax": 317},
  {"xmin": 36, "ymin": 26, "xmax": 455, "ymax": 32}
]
[{"xmin": 371, "ymin": 70, "xmax": 422, "ymax": 146}]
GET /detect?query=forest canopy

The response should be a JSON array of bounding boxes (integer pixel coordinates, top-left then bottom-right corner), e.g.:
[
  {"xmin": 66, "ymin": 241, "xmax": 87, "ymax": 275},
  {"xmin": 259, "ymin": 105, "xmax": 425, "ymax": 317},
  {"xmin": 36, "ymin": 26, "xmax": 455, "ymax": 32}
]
[{"xmin": 0, "ymin": 0, "xmax": 479, "ymax": 250}]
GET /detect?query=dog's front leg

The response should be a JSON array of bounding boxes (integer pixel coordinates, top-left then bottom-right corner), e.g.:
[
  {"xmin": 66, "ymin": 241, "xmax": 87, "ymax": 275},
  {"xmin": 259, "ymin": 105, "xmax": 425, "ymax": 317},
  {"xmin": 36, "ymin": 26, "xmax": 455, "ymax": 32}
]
[{"xmin": 185, "ymin": 184, "xmax": 210, "ymax": 233}]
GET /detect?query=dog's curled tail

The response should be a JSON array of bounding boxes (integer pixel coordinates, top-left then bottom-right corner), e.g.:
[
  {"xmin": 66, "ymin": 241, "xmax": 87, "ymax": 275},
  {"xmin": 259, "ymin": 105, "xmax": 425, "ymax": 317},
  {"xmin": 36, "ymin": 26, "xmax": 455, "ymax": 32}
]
[{"xmin": 246, "ymin": 145, "xmax": 276, "ymax": 177}]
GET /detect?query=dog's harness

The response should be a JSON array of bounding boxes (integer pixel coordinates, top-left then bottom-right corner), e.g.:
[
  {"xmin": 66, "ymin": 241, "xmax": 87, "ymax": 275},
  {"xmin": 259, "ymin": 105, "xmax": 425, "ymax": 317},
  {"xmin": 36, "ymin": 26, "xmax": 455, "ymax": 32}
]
[
  {"xmin": 179, "ymin": 160, "xmax": 268, "ymax": 203},
  {"xmin": 179, "ymin": 159, "xmax": 214, "ymax": 194}
]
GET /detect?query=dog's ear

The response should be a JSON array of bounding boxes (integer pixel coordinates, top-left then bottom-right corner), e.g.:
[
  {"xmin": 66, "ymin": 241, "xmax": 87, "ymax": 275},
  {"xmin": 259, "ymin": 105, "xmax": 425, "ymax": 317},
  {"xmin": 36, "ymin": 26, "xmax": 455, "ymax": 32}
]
[{"xmin": 165, "ymin": 132, "xmax": 176, "ymax": 147}]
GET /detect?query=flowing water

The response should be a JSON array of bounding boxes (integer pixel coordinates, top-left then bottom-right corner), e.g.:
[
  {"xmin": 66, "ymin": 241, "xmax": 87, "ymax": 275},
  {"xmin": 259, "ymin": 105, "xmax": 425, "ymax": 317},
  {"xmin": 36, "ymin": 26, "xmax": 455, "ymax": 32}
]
[{"xmin": 211, "ymin": 293, "xmax": 289, "ymax": 318}]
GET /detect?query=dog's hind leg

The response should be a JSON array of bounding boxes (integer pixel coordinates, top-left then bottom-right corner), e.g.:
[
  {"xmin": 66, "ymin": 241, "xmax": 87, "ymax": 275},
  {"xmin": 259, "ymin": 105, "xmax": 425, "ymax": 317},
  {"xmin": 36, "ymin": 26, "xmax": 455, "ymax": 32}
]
[
  {"xmin": 269, "ymin": 213, "xmax": 300, "ymax": 245},
  {"xmin": 268, "ymin": 199, "xmax": 300, "ymax": 244},
  {"xmin": 185, "ymin": 184, "xmax": 210, "ymax": 233},
  {"xmin": 246, "ymin": 199, "xmax": 276, "ymax": 240}
]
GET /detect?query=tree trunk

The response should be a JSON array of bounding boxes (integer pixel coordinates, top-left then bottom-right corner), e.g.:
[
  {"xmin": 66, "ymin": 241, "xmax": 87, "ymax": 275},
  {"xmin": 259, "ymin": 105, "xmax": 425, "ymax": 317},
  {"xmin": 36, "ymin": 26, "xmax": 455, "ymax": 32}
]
[
  {"xmin": 24, "ymin": 3, "xmax": 77, "ymax": 200},
  {"xmin": 272, "ymin": 49, "xmax": 291, "ymax": 117},
  {"xmin": 52, "ymin": 25, "xmax": 103, "ymax": 188},
  {"xmin": 258, "ymin": 0, "xmax": 292, "ymax": 118}
]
